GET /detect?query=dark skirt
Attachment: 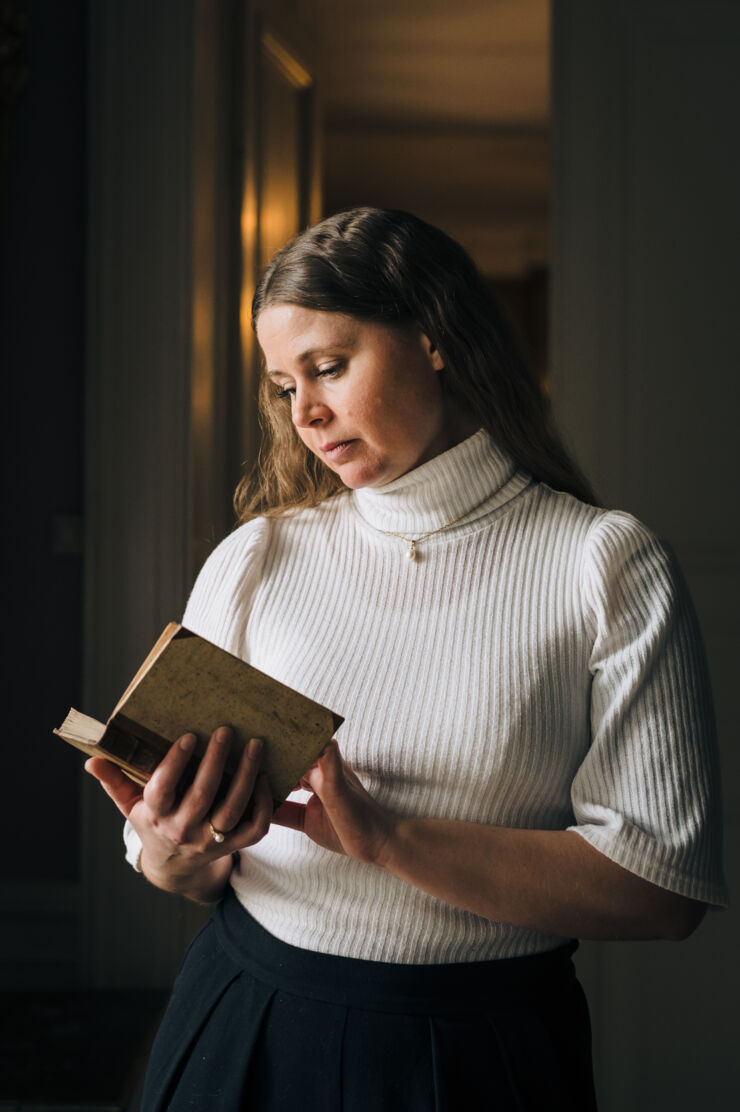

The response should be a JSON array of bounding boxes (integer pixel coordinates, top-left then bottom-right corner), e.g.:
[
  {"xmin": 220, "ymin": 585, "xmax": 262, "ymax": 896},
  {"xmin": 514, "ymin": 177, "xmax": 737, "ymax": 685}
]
[{"xmin": 141, "ymin": 889, "xmax": 597, "ymax": 1111}]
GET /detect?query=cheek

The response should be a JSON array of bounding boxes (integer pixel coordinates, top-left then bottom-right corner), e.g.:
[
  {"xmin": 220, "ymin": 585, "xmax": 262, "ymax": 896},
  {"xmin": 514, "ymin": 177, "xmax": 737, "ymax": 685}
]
[{"xmin": 348, "ymin": 393, "xmax": 385, "ymax": 422}]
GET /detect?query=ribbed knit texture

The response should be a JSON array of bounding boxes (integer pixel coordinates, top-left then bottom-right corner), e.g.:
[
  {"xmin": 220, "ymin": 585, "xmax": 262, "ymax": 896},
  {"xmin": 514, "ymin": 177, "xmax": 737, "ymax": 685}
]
[{"xmin": 124, "ymin": 430, "xmax": 727, "ymax": 961}]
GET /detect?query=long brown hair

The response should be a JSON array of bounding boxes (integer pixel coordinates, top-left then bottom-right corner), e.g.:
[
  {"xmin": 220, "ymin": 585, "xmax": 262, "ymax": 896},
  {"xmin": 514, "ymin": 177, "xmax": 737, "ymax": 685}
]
[{"xmin": 236, "ymin": 207, "xmax": 597, "ymax": 520}]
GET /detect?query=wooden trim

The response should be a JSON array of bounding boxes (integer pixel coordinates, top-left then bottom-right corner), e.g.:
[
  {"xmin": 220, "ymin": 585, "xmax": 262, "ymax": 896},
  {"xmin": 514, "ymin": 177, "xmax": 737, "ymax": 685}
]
[{"xmin": 261, "ymin": 29, "xmax": 313, "ymax": 89}]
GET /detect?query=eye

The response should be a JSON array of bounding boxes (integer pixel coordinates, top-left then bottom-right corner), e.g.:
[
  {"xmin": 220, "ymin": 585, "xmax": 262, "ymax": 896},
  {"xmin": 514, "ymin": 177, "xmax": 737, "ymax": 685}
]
[
  {"xmin": 273, "ymin": 362, "xmax": 344, "ymax": 402},
  {"xmin": 316, "ymin": 362, "xmax": 343, "ymax": 379}
]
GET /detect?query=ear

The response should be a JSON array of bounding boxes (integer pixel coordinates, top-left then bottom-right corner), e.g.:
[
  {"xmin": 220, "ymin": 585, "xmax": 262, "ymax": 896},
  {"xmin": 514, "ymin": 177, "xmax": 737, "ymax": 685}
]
[{"xmin": 420, "ymin": 331, "xmax": 445, "ymax": 372}]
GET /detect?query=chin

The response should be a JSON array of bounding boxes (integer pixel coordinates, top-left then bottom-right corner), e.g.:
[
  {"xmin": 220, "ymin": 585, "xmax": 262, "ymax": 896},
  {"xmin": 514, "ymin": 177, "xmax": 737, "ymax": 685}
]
[
  {"xmin": 327, "ymin": 451, "xmax": 379, "ymax": 489},
  {"xmin": 338, "ymin": 473, "xmax": 378, "ymax": 490},
  {"xmin": 336, "ymin": 463, "xmax": 389, "ymax": 489},
  {"xmin": 346, "ymin": 471, "xmax": 408, "ymax": 490}
]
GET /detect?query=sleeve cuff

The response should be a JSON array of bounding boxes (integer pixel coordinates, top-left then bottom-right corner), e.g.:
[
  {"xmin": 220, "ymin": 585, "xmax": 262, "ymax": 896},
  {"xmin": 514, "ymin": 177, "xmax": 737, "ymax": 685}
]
[
  {"xmin": 123, "ymin": 820, "xmax": 143, "ymax": 872},
  {"xmin": 567, "ymin": 819, "xmax": 730, "ymax": 910}
]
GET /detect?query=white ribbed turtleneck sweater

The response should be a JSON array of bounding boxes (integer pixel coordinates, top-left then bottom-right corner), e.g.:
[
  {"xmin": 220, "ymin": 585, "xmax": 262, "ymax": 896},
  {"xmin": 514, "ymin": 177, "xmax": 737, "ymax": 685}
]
[{"xmin": 125, "ymin": 430, "xmax": 727, "ymax": 961}]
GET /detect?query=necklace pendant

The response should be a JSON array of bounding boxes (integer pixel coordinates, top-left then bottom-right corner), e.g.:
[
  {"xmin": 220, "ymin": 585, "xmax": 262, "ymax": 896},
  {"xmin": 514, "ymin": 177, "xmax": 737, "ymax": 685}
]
[{"xmin": 407, "ymin": 539, "xmax": 417, "ymax": 561}]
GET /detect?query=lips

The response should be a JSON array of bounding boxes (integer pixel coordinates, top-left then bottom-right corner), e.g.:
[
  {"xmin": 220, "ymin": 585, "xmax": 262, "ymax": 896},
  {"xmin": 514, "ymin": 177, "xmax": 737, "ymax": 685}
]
[{"xmin": 321, "ymin": 439, "xmax": 356, "ymax": 460}]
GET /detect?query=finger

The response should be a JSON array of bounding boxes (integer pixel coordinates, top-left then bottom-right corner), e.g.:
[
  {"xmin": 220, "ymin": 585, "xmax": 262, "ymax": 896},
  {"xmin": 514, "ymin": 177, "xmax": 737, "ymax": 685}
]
[
  {"xmin": 180, "ymin": 726, "xmax": 233, "ymax": 821},
  {"xmin": 272, "ymin": 800, "xmax": 306, "ymax": 833},
  {"xmin": 229, "ymin": 774, "xmax": 273, "ymax": 848},
  {"xmin": 143, "ymin": 733, "xmax": 197, "ymax": 814},
  {"xmin": 210, "ymin": 737, "xmax": 263, "ymax": 833},
  {"xmin": 85, "ymin": 757, "xmax": 143, "ymax": 818}
]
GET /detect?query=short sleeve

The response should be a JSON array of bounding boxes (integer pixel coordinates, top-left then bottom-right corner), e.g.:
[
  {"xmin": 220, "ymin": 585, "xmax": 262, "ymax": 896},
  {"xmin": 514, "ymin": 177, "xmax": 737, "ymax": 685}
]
[
  {"xmin": 122, "ymin": 516, "xmax": 272, "ymax": 874},
  {"xmin": 568, "ymin": 511, "xmax": 728, "ymax": 908},
  {"xmin": 181, "ymin": 517, "xmax": 272, "ymax": 654}
]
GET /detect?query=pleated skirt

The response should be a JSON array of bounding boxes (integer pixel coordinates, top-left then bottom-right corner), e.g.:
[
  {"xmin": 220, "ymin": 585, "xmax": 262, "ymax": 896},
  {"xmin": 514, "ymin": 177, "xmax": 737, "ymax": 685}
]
[{"xmin": 141, "ymin": 889, "xmax": 597, "ymax": 1111}]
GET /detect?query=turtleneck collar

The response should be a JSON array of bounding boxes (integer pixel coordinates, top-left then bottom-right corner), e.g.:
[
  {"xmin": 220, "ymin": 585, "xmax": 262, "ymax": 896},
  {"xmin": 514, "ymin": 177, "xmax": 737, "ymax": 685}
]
[{"xmin": 352, "ymin": 429, "xmax": 525, "ymax": 535}]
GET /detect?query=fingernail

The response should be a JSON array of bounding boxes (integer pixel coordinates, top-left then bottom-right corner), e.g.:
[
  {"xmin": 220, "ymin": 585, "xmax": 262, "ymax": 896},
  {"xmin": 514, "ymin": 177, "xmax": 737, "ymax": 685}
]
[
  {"xmin": 214, "ymin": 726, "xmax": 233, "ymax": 744},
  {"xmin": 248, "ymin": 737, "xmax": 263, "ymax": 756},
  {"xmin": 179, "ymin": 733, "xmax": 196, "ymax": 752}
]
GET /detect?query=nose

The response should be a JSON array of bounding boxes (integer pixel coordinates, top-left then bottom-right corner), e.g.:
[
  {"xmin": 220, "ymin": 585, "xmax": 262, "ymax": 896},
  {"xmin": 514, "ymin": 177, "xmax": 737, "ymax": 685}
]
[{"xmin": 291, "ymin": 385, "xmax": 330, "ymax": 429}]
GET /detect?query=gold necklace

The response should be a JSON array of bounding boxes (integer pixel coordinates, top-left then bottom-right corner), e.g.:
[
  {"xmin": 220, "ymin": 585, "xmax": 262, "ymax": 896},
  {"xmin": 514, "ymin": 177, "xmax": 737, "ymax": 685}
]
[{"xmin": 377, "ymin": 498, "xmax": 490, "ymax": 561}]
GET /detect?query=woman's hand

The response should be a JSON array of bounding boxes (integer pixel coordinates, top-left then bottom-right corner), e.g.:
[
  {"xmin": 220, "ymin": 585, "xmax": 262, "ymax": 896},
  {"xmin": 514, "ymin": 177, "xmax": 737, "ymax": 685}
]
[
  {"xmin": 273, "ymin": 742, "xmax": 706, "ymax": 941},
  {"xmin": 85, "ymin": 726, "xmax": 273, "ymax": 902},
  {"xmin": 273, "ymin": 740, "xmax": 396, "ymax": 867}
]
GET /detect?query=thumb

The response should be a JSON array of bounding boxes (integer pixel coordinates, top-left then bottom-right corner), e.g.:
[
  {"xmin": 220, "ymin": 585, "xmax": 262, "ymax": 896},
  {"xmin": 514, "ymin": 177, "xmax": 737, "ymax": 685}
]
[
  {"xmin": 304, "ymin": 740, "xmax": 344, "ymax": 797},
  {"xmin": 272, "ymin": 800, "xmax": 307, "ymax": 832},
  {"xmin": 85, "ymin": 757, "xmax": 143, "ymax": 818}
]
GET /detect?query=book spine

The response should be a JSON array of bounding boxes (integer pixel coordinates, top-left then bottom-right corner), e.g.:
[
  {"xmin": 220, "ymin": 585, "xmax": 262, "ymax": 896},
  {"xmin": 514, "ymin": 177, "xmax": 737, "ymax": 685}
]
[{"xmin": 103, "ymin": 716, "xmax": 174, "ymax": 777}]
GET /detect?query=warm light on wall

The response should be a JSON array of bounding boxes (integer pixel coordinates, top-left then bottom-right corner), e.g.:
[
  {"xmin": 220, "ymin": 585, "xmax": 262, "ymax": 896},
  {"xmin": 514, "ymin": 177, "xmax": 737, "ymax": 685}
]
[
  {"xmin": 261, "ymin": 199, "xmax": 295, "ymax": 262},
  {"xmin": 239, "ymin": 173, "xmax": 258, "ymax": 365},
  {"xmin": 241, "ymin": 190, "xmax": 257, "ymax": 249}
]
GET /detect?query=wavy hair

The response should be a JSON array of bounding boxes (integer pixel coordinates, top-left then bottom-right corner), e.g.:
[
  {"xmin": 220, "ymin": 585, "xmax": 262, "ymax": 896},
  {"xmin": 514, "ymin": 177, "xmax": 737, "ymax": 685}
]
[{"xmin": 236, "ymin": 207, "xmax": 597, "ymax": 519}]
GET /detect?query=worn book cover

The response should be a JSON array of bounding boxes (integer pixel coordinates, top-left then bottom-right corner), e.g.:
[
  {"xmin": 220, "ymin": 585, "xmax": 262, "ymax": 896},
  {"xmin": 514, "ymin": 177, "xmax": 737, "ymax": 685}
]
[{"xmin": 54, "ymin": 622, "xmax": 343, "ymax": 806}]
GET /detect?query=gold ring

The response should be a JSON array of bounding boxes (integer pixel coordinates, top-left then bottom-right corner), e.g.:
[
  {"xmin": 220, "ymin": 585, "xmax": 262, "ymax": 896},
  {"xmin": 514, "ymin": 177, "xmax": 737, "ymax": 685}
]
[{"xmin": 209, "ymin": 822, "xmax": 226, "ymax": 844}]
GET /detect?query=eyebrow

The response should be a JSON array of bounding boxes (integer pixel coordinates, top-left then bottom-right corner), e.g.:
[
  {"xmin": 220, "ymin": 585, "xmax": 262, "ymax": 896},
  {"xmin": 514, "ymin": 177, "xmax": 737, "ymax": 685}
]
[{"xmin": 265, "ymin": 341, "xmax": 355, "ymax": 378}]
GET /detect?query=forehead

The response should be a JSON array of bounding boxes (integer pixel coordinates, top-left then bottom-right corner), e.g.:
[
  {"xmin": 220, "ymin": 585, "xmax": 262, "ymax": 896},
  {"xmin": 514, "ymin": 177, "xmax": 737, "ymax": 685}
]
[{"xmin": 256, "ymin": 304, "xmax": 360, "ymax": 360}]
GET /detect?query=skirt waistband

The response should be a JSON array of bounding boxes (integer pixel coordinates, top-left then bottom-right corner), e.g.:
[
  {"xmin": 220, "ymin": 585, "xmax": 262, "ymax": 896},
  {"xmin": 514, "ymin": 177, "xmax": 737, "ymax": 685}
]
[{"xmin": 214, "ymin": 889, "xmax": 578, "ymax": 1016}]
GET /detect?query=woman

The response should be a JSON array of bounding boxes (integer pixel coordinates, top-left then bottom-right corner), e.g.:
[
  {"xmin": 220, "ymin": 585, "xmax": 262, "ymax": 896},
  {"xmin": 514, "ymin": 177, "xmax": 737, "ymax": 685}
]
[{"xmin": 87, "ymin": 208, "xmax": 727, "ymax": 1110}]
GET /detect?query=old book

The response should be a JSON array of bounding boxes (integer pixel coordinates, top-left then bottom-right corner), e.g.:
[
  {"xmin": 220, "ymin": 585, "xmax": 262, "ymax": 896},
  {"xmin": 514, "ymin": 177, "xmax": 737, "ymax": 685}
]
[{"xmin": 54, "ymin": 622, "xmax": 343, "ymax": 806}]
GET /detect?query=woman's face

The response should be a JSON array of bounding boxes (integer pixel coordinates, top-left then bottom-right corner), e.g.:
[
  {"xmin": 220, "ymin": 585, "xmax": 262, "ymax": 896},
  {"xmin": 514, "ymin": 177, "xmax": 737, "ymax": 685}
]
[{"xmin": 256, "ymin": 303, "xmax": 473, "ymax": 489}]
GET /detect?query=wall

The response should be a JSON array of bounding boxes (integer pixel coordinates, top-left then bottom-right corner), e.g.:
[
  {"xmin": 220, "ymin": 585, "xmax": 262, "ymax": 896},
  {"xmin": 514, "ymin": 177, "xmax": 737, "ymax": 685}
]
[
  {"xmin": 0, "ymin": 0, "xmax": 86, "ymax": 989},
  {"xmin": 551, "ymin": 2, "xmax": 740, "ymax": 1106},
  {"xmin": 83, "ymin": 0, "xmax": 320, "ymax": 988}
]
